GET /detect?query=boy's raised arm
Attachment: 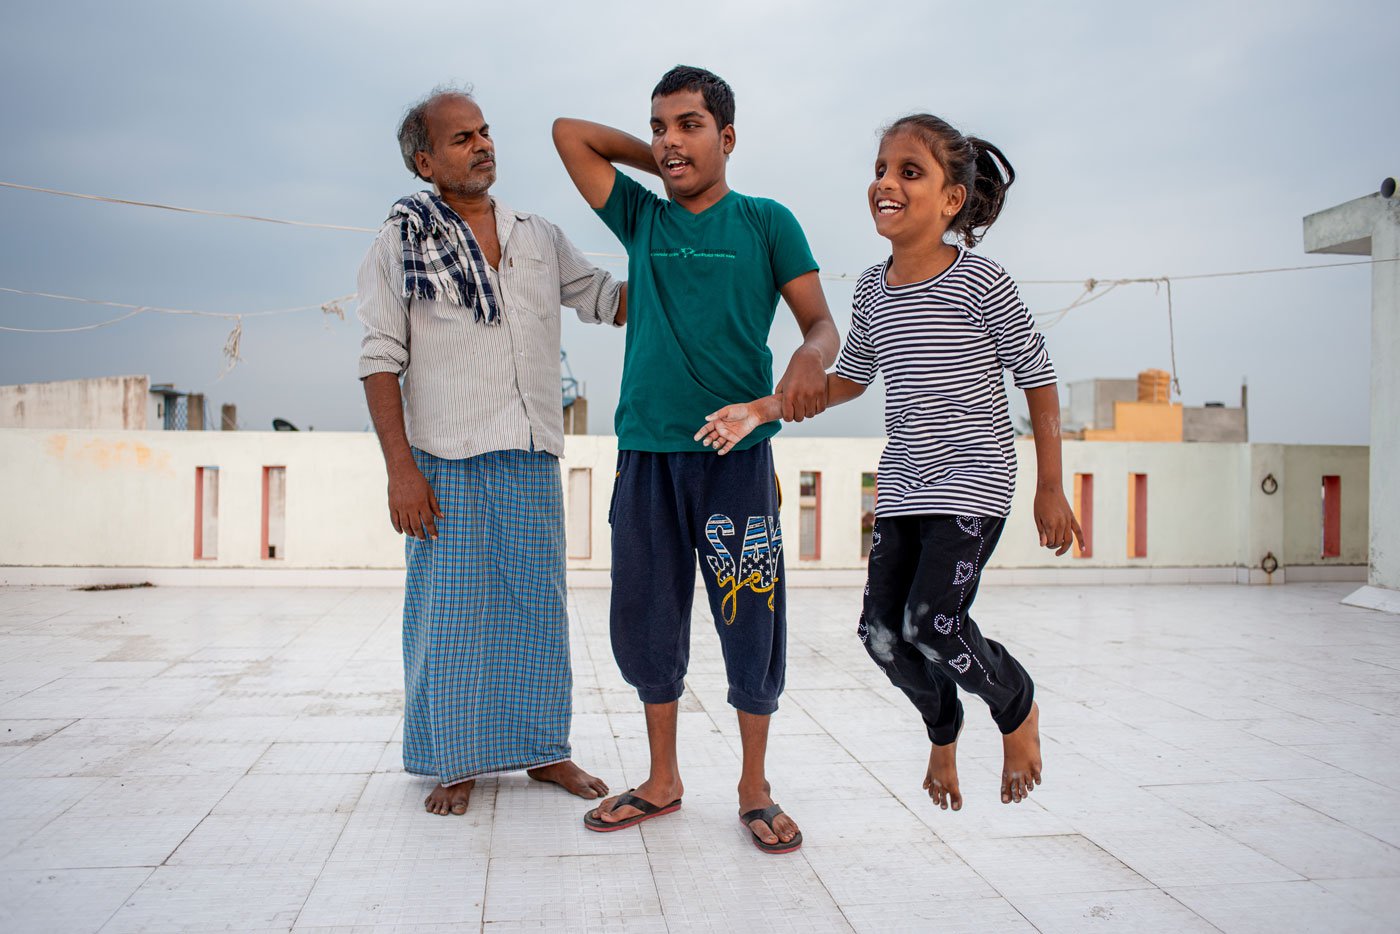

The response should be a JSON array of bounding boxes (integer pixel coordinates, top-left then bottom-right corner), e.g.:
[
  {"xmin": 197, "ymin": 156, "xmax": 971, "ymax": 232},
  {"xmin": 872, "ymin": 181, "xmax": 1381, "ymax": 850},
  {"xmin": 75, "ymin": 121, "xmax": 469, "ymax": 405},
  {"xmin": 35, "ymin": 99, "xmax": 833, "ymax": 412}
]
[{"xmin": 551, "ymin": 118, "xmax": 657, "ymax": 209}]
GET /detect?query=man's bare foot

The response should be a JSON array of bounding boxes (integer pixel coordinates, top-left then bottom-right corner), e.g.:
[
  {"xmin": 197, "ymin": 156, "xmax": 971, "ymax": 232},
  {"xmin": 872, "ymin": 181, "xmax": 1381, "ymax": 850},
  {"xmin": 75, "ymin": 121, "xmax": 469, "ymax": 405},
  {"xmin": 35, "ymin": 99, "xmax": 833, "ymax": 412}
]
[
  {"xmin": 738, "ymin": 779, "xmax": 800, "ymax": 846},
  {"xmin": 527, "ymin": 760, "xmax": 609, "ymax": 799},
  {"xmin": 924, "ymin": 740, "xmax": 962, "ymax": 811},
  {"xmin": 424, "ymin": 779, "xmax": 475, "ymax": 816},
  {"xmin": 589, "ymin": 775, "xmax": 683, "ymax": 825},
  {"xmin": 1001, "ymin": 701, "xmax": 1043, "ymax": 804}
]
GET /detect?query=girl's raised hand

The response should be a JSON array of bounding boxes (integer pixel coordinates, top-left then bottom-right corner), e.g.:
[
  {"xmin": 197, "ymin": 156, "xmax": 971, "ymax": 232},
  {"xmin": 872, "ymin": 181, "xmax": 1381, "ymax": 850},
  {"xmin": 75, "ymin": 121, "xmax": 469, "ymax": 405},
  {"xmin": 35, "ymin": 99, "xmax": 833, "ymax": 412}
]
[{"xmin": 694, "ymin": 403, "xmax": 762, "ymax": 456}]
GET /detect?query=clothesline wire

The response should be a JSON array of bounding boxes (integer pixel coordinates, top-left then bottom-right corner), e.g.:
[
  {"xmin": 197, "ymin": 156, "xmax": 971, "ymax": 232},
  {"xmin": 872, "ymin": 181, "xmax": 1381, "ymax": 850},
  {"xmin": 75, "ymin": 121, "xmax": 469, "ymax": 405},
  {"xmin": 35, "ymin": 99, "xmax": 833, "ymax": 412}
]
[
  {"xmin": 6, "ymin": 178, "xmax": 1396, "ymax": 282},
  {"xmin": 0, "ymin": 286, "xmax": 355, "ymax": 323},
  {"xmin": 3, "ymin": 178, "xmax": 1395, "ymax": 388},
  {"xmin": 0, "ymin": 286, "xmax": 355, "ymax": 377},
  {"xmin": 0, "ymin": 180, "xmax": 630, "ymax": 258}
]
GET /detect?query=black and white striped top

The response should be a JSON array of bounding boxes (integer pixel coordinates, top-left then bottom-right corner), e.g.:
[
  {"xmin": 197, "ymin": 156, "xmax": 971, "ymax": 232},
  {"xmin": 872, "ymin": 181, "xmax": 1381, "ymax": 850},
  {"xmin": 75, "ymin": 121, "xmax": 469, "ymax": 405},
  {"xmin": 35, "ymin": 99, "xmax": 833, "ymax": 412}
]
[{"xmin": 834, "ymin": 248, "xmax": 1057, "ymax": 518}]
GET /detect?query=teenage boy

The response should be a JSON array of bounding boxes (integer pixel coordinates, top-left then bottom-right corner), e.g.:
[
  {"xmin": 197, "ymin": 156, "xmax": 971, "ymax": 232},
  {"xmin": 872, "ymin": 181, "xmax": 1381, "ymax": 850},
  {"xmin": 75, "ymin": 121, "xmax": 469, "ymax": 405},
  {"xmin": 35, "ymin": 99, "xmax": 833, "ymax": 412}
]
[{"xmin": 552, "ymin": 65, "xmax": 839, "ymax": 853}]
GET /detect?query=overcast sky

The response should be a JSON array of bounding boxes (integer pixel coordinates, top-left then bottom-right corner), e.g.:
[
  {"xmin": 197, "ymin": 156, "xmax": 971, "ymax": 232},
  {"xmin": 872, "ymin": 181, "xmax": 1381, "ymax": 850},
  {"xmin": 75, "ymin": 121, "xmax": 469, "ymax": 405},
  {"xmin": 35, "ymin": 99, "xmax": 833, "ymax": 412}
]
[{"xmin": 1, "ymin": 0, "xmax": 1395, "ymax": 443}]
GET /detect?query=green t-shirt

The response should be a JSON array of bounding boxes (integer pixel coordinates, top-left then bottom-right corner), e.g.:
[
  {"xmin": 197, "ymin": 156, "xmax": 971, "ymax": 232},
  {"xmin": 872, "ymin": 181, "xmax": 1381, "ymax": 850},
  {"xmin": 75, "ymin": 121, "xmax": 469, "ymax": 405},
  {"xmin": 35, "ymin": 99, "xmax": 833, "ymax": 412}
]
[{"xmin": 596, "ymin": 168, "xmax": 819, "ymax": 452}]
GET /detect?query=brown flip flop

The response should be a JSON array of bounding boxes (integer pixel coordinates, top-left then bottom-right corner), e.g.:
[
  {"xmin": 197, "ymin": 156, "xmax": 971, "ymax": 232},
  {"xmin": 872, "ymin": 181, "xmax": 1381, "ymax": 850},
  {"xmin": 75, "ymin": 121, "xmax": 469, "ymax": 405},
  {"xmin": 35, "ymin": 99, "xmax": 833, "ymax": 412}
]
[
  {"xmin": 739, "ymin": 803, "xmax": 803, "ymax": 854},
  {"xmin": 583, "ymin": 789, "xmax": 682, "ymax": 832}
]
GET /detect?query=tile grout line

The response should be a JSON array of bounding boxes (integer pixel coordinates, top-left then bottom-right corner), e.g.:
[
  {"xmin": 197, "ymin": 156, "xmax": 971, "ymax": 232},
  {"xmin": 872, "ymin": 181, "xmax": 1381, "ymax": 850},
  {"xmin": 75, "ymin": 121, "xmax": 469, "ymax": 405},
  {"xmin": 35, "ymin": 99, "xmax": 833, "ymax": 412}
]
[{"xmin": 92, "ymin": 866, "xmax": 159, "ymax": 934}]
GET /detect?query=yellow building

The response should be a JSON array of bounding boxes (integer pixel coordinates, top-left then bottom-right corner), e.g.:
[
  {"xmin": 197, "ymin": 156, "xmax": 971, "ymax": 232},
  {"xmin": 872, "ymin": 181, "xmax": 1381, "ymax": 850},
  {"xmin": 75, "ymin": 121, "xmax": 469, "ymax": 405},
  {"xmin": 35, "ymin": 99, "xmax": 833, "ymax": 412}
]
[{"xmin": 1081, "ymin": 370, "xmax": 1180, "ymax": 442}]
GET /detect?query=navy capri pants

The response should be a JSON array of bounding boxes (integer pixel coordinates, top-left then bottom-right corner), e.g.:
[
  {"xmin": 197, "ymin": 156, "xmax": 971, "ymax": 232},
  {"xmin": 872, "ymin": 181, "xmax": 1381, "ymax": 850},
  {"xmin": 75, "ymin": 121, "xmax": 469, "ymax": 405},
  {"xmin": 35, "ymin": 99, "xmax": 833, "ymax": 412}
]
[{"xmin": 608, "ymin": 440, "xmax": 786, "ymax": 715}]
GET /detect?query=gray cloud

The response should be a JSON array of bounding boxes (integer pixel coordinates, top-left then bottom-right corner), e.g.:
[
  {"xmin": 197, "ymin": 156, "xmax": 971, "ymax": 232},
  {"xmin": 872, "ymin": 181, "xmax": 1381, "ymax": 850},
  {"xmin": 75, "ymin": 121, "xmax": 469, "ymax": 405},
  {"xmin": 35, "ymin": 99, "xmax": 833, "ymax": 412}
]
[{"xmin": 1, "ymin": 0, "xmax": 1393, "ymax": 443}]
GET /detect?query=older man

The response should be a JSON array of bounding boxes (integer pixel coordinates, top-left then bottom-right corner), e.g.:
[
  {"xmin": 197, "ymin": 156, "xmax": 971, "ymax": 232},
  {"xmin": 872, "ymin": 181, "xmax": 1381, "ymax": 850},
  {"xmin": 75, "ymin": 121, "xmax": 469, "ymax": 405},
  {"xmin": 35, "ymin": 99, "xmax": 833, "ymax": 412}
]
[{"xmin": 358, "ymin": 87, "xmax": 622, "ymax": 815}]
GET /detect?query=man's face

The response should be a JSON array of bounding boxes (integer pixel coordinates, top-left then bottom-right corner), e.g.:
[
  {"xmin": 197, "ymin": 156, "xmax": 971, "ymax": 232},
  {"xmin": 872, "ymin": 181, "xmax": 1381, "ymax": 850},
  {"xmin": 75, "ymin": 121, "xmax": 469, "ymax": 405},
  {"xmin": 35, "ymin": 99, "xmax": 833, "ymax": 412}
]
[
  {"xmin": 414, "ymin": 96, "xmax": 496, "ymax": 198},
  {"xmin": 649, "ymin": 90, "xmax": 732, "ymax": 199}
]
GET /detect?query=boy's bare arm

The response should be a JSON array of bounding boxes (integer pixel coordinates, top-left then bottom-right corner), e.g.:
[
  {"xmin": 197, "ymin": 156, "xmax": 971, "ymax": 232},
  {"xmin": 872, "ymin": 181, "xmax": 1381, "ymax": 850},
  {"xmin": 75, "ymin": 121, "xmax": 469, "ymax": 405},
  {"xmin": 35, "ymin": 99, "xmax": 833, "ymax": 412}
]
[
  {"xmin": 551, "ymin": 118, "xmax": 657, "ymax": 209},
  {"xmin": 775, "ymin": 271, "xmax": 840, "ymax": 422}
]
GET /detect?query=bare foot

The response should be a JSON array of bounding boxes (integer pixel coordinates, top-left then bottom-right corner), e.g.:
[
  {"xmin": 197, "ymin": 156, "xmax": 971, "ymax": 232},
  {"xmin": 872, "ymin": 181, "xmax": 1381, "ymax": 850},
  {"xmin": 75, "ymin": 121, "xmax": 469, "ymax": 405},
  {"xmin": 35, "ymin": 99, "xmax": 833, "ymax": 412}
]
[
  {"xmin": 738, "ymin": 779, "xmax": 800, "ymax": 846},
  {"xmin": 527, "ymin": 760, "xmax": 609, "ymax": 799},
  {"xmin": 924, "ymin": 740, "xmax": 962, "ymax": 811},
  {"xmin": 424, "ymin": 779, "xmax": 475, "ymax": 816},
  {"xmin": 1001, "ymin": 702, "xmax": 1042, "ymax": 804},
  {"xmin": 588, "ymin": 775, "xmax": 683, "ymax": 825}
]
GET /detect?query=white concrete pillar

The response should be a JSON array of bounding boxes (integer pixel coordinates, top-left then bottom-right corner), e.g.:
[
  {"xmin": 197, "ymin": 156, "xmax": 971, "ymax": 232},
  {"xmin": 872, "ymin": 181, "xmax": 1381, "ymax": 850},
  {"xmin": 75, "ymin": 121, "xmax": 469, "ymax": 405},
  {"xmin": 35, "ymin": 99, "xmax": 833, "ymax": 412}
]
[
  {"xmin": 1304, "ymin": 184, "xmax": 1400, "ymax": 611},
  {"xmin": 1242, "ymin": 444, "xmax": 1286, "ymax": 584}
]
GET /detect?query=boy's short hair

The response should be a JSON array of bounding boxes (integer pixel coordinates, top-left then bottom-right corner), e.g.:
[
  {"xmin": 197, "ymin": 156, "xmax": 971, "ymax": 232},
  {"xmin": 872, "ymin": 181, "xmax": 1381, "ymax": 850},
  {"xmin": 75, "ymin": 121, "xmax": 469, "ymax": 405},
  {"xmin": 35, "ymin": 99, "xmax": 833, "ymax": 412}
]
[{"xmin": 652, "ymin": 65, "xmax": 735, "ymax": 130}]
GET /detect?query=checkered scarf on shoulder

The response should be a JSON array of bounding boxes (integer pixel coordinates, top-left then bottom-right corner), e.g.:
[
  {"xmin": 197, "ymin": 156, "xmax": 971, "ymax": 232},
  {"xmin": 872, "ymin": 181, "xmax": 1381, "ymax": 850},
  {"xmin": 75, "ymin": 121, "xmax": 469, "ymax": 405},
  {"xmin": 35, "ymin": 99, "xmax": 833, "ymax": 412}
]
[{"xmin": 386, "ymin": 191, "xmax": 501, "ymax": 325}]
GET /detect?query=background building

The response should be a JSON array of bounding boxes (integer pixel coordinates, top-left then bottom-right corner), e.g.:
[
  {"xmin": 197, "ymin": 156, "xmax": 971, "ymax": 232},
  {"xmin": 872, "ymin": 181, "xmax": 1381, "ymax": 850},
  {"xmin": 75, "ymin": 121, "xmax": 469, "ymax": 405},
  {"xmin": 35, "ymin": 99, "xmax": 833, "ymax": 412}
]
[{"xmin": 1062, "ymin": 369, "xmax": 1249, "ymax": 443}]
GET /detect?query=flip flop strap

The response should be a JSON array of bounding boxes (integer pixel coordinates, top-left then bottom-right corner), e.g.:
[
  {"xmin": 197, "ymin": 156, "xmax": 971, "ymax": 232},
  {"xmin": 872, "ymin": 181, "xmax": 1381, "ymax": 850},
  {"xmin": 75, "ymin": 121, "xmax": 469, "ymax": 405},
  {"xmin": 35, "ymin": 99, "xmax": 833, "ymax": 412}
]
[
  {"xmin": 613, "ymin": 791, "xmax": 662, "ymax": 816},
  {"xmin": 740, "ymin": 804, "xmax": 785, "ymax": 827}
]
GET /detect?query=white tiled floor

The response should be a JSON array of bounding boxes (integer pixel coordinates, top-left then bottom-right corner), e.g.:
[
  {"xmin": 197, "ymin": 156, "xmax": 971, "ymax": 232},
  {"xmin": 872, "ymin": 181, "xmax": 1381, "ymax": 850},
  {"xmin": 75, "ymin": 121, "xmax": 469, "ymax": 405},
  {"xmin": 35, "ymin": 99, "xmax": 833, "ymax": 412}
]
[{"xmin": 0, "ymin": 582, "xmax": 1398, "ymax": 932}]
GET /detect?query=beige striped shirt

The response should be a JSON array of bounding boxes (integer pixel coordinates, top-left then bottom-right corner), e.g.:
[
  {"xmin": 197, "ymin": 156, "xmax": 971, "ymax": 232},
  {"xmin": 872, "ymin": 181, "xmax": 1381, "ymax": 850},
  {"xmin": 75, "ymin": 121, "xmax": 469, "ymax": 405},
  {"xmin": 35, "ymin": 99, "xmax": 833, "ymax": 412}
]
[{"xmin": 357, "ymin": 199, "xmax": 622, "ymax": 460}]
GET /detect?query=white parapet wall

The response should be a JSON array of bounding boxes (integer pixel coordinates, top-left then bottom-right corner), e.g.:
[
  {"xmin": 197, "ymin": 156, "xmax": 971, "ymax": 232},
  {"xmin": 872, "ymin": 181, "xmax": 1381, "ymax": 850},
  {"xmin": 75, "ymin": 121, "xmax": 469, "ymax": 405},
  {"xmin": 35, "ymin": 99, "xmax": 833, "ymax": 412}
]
[{"xmin": 0, "ymin": 428, "xmax": 1368, "ymax": 586}]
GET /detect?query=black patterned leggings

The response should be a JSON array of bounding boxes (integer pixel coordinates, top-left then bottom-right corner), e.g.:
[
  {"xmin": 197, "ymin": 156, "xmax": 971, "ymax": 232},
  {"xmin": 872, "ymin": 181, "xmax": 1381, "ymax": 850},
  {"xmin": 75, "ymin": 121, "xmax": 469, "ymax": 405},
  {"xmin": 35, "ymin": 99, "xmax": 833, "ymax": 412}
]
[{"xmin": 858, "ymin": 514, "xmax": 1034, "ymax": 746}]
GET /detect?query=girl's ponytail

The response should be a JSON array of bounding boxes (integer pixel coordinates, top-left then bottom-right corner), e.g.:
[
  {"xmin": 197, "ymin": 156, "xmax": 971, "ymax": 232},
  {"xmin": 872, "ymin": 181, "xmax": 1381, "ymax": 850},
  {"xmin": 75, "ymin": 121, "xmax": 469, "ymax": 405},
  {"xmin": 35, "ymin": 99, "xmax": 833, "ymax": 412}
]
[
  {"xmin": 959, "ymin": 137, "xmax": 1015, "ymax": 248},
  {"xmin": 884, "ymin": 116, "xmax": 1016, "ymax": 247}
]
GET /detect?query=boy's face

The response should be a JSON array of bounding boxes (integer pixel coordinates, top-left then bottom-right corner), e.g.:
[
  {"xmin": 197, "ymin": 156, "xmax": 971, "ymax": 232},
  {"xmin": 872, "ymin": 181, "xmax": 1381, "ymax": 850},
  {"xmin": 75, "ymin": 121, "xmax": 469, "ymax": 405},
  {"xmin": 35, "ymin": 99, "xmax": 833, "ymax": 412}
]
[{"xmin": 649, "ymin": 90, "xmax": 733, "ymax": 199}]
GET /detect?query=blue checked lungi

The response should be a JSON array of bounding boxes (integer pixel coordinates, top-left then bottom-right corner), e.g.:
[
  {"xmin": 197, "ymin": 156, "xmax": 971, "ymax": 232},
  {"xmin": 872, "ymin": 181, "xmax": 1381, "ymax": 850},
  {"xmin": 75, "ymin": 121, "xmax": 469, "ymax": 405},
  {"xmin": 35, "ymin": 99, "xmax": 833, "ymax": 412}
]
[{"xmin": 401, "ymin": 447, "xmax": 572, "ymax": 785}]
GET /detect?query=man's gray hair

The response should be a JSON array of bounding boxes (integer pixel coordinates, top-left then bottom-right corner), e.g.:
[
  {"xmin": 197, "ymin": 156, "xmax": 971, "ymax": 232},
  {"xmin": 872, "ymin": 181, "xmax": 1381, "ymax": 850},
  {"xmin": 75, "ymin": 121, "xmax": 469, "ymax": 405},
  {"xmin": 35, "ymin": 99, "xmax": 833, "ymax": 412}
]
[{"xmin": 397, "ymin": 84, "xmax": 475, "ymax": 180}]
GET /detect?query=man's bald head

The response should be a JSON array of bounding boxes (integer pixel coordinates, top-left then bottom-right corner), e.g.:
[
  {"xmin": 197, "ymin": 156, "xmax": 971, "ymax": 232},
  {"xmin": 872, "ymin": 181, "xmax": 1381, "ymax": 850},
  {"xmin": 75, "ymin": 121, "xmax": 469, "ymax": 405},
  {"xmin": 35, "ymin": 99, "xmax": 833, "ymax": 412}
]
[{"xmin": 397, "ymin": 85, "xmax": 476, "ymax": 180}]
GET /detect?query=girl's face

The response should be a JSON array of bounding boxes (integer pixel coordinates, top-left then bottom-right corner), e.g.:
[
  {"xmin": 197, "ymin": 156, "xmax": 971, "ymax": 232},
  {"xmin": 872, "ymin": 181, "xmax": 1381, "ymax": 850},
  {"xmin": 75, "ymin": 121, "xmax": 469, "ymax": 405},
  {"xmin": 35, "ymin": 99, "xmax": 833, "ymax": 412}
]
[{"xmin": 868, "ymin": 131, "xmax": 965, "ymax": 243}]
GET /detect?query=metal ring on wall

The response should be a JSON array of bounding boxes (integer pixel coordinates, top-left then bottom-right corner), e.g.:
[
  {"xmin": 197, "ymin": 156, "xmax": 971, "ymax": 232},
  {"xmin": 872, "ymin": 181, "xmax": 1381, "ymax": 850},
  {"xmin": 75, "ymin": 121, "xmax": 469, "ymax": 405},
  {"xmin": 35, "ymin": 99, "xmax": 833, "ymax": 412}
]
[
  {"xmin": 1261, "ymin": 552, "xmax": 1279, "ymax": 574},
  {"xmin": 1260, "ymin": 473, "xmax": 1278, "ymax": 495}
]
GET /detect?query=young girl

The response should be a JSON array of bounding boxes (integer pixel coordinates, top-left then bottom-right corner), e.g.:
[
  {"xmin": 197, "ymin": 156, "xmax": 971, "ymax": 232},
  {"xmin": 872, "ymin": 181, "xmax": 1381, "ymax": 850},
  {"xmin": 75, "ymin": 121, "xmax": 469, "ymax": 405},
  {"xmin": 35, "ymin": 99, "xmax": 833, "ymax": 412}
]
[{"xmin": 694, "ymin": 114, "xmax": 1081, "ymax": 811}]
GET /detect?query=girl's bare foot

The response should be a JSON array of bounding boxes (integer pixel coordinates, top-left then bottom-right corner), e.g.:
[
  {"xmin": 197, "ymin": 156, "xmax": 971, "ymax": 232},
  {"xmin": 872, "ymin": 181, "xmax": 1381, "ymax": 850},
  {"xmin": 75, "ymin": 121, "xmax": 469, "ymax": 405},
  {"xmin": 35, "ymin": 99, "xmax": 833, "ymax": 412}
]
[
  {"xmin": 424, "ymin": 779, "xmax": 475, "ymax": 816},
  {"xmin": 924, "ymin": 740, "xmax": 962, "ymax": 811},
  {"xmin": 527, "ymin": 760, "xmax": 609, "ymax": 799},
  {"xmin": 1001, "ymin": 701, "xmax": 1042, "ymax": 804}
]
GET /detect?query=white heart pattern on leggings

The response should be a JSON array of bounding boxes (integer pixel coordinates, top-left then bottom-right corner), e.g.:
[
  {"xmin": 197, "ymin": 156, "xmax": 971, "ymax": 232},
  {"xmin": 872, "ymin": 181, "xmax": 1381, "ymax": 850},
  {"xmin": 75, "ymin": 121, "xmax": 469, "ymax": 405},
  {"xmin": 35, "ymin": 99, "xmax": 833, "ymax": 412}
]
[
  {"xmin": 952, "ymin": 561, "xmax": 975, "ymax": 586},
  {"xmin": 932, "ymin": 614, "xmax": 955, "ymax": 635},
  {"xmin": 956, "ymin": 516, "xmax": 981, "ymax": 537},
  {"xmin": 949, "ymin": 654, "xmax": 972, "ymax": 674}
]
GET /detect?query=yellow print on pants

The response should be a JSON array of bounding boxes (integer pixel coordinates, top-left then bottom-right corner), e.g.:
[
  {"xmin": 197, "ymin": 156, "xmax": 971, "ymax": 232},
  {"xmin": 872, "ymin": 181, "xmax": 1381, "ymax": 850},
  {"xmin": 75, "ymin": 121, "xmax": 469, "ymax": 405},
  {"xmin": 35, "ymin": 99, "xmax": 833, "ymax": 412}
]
[{"xmin": 704, "ymin": 514, "xmax": 782, "ymax": 624}]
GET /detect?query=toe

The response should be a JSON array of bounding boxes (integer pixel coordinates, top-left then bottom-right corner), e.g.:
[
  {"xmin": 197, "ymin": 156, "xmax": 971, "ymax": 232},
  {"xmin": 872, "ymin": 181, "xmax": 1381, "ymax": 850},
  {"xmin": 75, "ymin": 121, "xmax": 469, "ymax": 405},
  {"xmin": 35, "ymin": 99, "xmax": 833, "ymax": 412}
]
[
  {"xmin": 776, "ymin": 815, "xmax": 799, "ymax": 842},
  {"xmin": 750, "ymin": 819, "xmax": 778, "ymax": 844},
  {"xmin": 598, "ymin": 797, "xmax": 635, "ymax": 824}
]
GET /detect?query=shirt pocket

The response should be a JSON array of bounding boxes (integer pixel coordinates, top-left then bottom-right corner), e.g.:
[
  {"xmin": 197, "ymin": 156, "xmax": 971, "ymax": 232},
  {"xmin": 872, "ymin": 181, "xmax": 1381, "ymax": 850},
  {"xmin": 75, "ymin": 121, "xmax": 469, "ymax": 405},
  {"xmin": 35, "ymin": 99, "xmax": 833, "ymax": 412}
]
[{"xmin": 504, "ymin": 255, "xmax": 557, "ymax": 319}]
